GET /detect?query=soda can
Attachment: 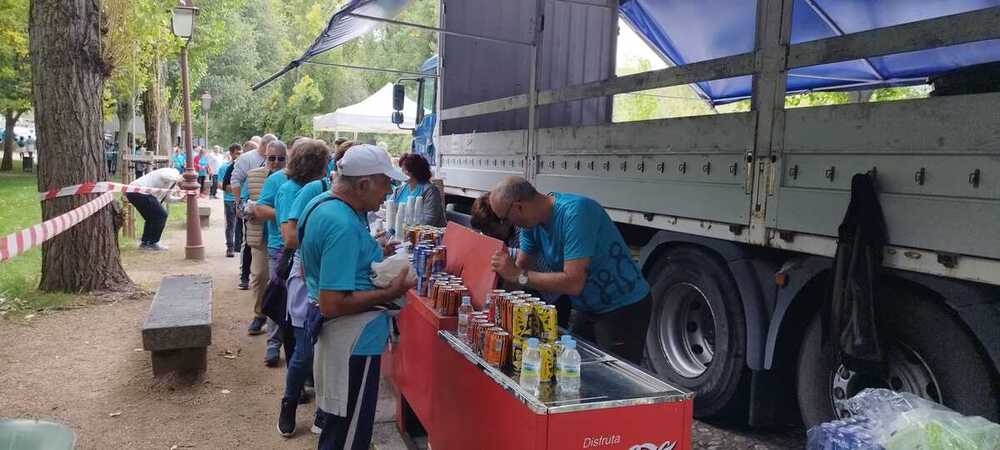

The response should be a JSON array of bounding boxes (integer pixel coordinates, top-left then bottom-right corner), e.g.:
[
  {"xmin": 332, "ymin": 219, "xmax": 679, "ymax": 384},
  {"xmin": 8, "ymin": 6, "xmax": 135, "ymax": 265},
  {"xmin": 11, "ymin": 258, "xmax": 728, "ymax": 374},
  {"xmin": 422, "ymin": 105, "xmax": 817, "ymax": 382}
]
[
  {"xmin": 511, "ymin": 337, "xmax": 524, "ymax": 371},
  {"xmin": 486, "ymin": 330, "xmax": 510, "ymax": 368},
  {"xmin": 434, "ymin": 246, "xmax": 447, "ymax": 273},
  {"xmin": 508, "ymin": 290, "xmax": 526, "ymax": 297},
  {"xmin": 495, "ymin": 330, "xmax": 510, "ymax": 368},
  {"xmin": 538, "ymin": 343, "xmax": 555, "ymax": 382},
  {"xmin": 512, "ymin": 302, "xmax": 533, "ymax": 339},
  {"xmin": 486, "ymin": 290, "xmax": 505, "ymax": 326},
  {"xmin": 535, "ymin": 304, "xmax": 558, "ymax": 342},
  {"xmin": 470, "ymin": 318, "xmax": 488, "ymax": 348},
  {"xmin": 477, "ymin": 323, "xmax": 495, "ymax": 355}
]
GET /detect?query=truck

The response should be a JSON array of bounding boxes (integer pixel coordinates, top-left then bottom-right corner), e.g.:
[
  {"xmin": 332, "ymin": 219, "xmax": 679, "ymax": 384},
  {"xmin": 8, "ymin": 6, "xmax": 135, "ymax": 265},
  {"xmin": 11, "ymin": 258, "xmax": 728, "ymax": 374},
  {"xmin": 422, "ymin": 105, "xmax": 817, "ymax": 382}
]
[{"xmin": 389, "ymin": 0, "xmax": 1000, "ymax": 427}]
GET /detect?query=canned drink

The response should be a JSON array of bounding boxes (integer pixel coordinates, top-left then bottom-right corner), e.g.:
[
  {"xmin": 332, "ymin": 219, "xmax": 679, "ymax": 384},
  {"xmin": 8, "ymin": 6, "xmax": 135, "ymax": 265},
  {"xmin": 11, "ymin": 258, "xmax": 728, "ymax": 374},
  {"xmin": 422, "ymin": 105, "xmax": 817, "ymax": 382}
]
[
  {"xmin": 486, "ymin": 330, "xmax": 510, "ymax": 367},
  {"xmin": 486, "ymin": 290, "xmax": 505, "ymax": 327},
  {"xmin": 512, "ymin": 302, "xmax": 533, "ymax": 339},
  {"xmin": 477, "ymin": 323, "xmax": 495, "ymax": 355},
  {"xmin": 435, "ymin": 246, "xmax": 447, "ymax": 273},
  {"xmin": 535, "ymin": 304, "xmax": 558, "ymax": 342},
  {"xmin": 470, "ymin": 318, "xmax": 488, "ymax": 348},
  {"xmin": 538, "ymin": 343, "xmax": 555, "ymax": 382},
  {"xmin": 508, "ymin": 290, "xmax": 526, "ymax": 297},
  {"xmin": 512, "ymin": 337, "xmax": 524, "ymax": 371}
]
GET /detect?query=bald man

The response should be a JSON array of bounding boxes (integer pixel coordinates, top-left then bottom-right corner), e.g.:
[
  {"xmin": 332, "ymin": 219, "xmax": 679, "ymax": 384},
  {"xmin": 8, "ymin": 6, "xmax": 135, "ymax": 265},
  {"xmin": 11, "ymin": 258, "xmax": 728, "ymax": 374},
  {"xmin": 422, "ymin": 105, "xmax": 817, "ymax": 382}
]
[{"xmin": 488, "ymin": 176, "xmax": 651, "ymax": 363}]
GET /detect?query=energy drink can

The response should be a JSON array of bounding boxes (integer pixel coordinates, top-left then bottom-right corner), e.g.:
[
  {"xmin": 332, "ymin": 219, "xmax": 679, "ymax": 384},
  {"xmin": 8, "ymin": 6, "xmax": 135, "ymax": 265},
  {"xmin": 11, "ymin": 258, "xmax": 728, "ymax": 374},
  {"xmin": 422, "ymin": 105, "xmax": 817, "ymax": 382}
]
[
  {"xmin": 534, "ymin": 304, "xmax": 558, "ymax": 342},
  {"xmin": 512, "ymin": 302, "xmax": 533, "ymax": 338},
  {"xmin": 477, "ymin": 322, "xmax": 495, "ymax": 355},
  {"xmin": 538, "ymin": 343, "xmax": 555, "ymax": 382},
  {"xmin": 470, "ymin": 318, "xmax": 487, "ymax": 349},
  {"xmin": 512, "ymin": 336, "xmax": 524, "ymax": 371},
  {"xmin": 486, "ymin": 330, "xmax": 510, "ymax": 368}
]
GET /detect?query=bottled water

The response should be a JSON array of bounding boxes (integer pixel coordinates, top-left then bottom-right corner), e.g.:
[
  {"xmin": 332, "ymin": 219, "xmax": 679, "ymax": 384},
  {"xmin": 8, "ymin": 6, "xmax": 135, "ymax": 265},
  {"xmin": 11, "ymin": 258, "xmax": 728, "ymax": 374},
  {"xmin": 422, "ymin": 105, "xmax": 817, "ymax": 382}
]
[
  {"xmin": 519, "ymin": 338, "xmax": 541, "ymax": 396},
  {"xmin": 457, "ymin": 296, "xmax": 473, "ymax": 344},
  {"xmin": 556, "ymin": 338, "xmax": 581, "ymax": 394}
]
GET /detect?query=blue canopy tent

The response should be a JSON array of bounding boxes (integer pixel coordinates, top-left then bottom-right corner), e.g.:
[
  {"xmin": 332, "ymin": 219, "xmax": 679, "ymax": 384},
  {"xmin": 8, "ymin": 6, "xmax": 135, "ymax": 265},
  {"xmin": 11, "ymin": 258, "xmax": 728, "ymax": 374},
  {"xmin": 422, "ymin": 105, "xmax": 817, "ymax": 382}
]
[{"xmin": 620, "ymin": 0, "xmax": 1000, "ymax": 104}]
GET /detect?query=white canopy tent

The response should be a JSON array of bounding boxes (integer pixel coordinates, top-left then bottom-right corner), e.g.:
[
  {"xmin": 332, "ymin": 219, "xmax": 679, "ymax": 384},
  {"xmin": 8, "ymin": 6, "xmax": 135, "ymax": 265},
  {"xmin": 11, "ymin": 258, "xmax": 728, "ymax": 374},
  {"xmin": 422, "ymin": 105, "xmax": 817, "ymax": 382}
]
[{"xmin": 312, "ymin": 83, "xmax": 419, "ymax": 135}]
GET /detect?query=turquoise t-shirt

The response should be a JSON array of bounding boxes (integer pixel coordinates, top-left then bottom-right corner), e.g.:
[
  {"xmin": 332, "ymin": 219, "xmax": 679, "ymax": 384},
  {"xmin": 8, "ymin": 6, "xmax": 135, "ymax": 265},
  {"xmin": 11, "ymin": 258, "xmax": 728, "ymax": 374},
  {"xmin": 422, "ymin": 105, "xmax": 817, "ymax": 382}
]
[
  {"xmin": 197, "ymin": 155, "xmax": 209, "ymax": 177},
  {"xmin": 326, "ymin": 159, "xmax": 336, "ymax": 177},
  {"xmin": 298, "ymin": 193, "xmax": 388, "ymax": 355},
  {"xmin": 392, "ymin": 182, "xmax": 427, "ymax": 204},
  {"xmin": 519, "ymin": 192, "xmax": 650, "ymax": 314},
  {"xmin": 258, "ymin": 170, "xmax": 289, "ymax": 251},
  {"xmin": 218, "ymin": 162, "xmax": 233, "ymax": 202},
  {"xmin": 276, "ymin": 179, "xmax": 304, "ymax": 225},
  {"xmin": 289, "ymin": 178, "xmax": 329, "ymax": 223},
  {"xmin": 173, "ymin": 154, "xmax": 185, "ymax": 171}
]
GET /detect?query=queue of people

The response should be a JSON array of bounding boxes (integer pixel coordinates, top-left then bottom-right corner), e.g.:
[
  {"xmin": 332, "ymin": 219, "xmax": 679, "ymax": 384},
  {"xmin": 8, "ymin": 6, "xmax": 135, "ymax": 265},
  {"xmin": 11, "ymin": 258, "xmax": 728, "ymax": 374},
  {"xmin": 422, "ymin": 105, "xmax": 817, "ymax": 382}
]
[{"xmin": 183, "ymin": 130, "xmax": 647, "ymax": 450}]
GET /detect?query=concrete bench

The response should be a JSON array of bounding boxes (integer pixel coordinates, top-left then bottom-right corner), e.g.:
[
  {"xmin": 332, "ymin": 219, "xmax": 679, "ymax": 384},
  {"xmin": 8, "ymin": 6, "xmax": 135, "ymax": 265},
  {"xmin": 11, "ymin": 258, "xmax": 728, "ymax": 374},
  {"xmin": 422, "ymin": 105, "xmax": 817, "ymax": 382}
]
[
  {"xmin": 141, "ymin": 275, "xmax": 212, "ymax": 377},
  {"xmin": 199, "ymin": 206, "xmax": 211, "ymax": 227}
]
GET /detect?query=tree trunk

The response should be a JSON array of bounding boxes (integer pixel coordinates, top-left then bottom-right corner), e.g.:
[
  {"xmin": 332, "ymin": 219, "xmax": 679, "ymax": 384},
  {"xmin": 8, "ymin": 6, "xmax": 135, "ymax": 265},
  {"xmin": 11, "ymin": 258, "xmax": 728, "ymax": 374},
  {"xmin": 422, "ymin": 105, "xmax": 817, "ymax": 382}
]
[
  {"xmin": 115, "ymin": 98, "xmax": 132, "ymax": 178},
  {"xmin": 30, "ymin": 0, "xmax": 131, "ymax": 292},
  {"xmin": 142, "ymin": 60, "xmax": 162, "ymax": 155},
  {"xmin": 1, "ymin": 109, "xmax": 20, "ymax": 171},
  {"xmin": 159, "ymin": 110, "xmax": 172, "ymax": 154},
  {"xmin": 169, "ymin": 120, "xmax": 180, "ymax": 149}
]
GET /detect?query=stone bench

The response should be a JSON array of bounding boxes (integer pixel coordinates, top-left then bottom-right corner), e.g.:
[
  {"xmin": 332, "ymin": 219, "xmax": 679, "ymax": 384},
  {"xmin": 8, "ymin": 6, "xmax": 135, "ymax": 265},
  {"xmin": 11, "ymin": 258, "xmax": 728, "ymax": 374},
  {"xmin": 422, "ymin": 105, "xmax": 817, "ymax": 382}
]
[
  {"xmin": 199, "ymin": 206, "xmax": 211, "ymax": 227},
  {"xmin": 141, "ymin": 275, "xmax": 213, "ymax": 377}
]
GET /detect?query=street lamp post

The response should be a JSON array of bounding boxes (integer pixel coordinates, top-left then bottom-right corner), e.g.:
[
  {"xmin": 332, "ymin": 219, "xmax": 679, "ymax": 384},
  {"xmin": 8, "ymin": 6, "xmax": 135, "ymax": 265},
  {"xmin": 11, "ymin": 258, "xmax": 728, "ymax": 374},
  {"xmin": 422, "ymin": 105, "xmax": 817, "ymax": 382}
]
[
  {"xmin": 201, "ymin": 92, "xmax": 212, "ymax": 149},
  {"xmin": 172, "ymin": 4, "xmax": 204, "ymax": 260}
]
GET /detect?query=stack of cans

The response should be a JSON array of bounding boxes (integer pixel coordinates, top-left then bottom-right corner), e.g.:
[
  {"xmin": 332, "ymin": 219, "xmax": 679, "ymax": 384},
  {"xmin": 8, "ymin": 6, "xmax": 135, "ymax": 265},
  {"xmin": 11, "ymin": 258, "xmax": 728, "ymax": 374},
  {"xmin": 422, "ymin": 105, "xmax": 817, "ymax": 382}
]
[
  {"xmin": 424, "ymin": 272, "xmax": 466, "ymax": 316},
  {"xmin": 479, "ymin": 289, "xmax": 561, "ymax": 377},
  {"xmin": 413, "ymin": 245, "xmax": 449, "ymax": 297}
]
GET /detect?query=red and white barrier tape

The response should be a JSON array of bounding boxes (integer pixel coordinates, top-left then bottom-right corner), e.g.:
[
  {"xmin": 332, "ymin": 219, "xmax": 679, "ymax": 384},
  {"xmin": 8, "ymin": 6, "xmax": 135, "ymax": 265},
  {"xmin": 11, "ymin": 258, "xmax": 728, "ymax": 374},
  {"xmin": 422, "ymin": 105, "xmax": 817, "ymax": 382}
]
[
  {"xmin": 1, "ymin": 192, "xmax": 115, "ymax": 263},
  {"xmin": 39, "ymin": 181, "xmax": 190, "ymax": 201}
]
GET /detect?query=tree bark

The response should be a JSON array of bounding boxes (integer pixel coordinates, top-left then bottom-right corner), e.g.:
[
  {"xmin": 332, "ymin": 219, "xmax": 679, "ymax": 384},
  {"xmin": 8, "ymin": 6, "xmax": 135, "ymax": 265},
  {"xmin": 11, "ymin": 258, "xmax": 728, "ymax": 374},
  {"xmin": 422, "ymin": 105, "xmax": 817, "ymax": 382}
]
[
  {"xmin": 1, "ymin": 109, "xmax": 22, "ymax": 171},
  {"xmin": 115, "ymin": 97, "xmax": 132, "ymax": 177},
  {"xmin": 169, "ymin": 119, "xmax": 180, "ymax": 149},
  {"xmin": 30, "ymin": 0, "xmax": 131, "ymax": 292},
  {"xmin": 142, "ymin": 60, "xmax": 162, "ymax": 155}
]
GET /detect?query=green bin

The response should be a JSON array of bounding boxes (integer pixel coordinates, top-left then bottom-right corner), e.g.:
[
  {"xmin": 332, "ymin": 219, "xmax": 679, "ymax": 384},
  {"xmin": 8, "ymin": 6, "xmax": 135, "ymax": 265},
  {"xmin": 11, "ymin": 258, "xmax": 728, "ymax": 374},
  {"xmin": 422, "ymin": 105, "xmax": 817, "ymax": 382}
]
[{"xmin": 0, "ymin": 419, "xmax": 75, "ymax": 450}]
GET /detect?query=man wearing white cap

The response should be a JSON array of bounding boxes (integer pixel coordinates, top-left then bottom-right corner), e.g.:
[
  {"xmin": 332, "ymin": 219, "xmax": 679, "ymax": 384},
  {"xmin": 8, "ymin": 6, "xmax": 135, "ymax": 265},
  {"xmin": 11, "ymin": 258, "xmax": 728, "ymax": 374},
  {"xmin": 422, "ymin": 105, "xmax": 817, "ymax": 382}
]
[{"xmin": 297, "ymin": 144, "xmax": 414, "ymax": 449}]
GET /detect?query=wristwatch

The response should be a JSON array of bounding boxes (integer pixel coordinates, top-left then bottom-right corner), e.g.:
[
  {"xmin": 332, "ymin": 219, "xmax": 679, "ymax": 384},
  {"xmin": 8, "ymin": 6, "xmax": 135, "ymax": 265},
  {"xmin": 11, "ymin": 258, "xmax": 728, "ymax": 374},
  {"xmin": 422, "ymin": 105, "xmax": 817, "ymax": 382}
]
[{"xmin": 517, "ymin": 270, "xmax": 529, "ymax": 287}]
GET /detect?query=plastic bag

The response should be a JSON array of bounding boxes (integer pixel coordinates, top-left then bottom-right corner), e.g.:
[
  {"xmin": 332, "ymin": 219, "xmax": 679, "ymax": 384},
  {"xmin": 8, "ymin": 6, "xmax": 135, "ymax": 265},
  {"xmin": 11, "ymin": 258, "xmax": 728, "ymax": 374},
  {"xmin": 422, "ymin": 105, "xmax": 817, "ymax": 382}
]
[
  {"xmin": 371, "ymin": 249, "xmax": 416, "ymax": 288},
  {"xmin": 808, "ymin": 389, "xmax": 1000, "ymax": 450}
]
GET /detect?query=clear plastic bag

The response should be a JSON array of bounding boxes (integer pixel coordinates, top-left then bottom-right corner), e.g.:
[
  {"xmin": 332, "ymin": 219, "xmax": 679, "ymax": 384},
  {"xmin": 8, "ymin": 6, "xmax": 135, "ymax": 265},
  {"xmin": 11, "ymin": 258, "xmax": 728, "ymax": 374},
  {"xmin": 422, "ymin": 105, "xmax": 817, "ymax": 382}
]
[
  {"xmin": 808, "ymin": 389, "xmax": 1000, "ymax": 450},
  {"xmin": 371, "ymin": 249, "xmax": 416, "ymax": 288}
]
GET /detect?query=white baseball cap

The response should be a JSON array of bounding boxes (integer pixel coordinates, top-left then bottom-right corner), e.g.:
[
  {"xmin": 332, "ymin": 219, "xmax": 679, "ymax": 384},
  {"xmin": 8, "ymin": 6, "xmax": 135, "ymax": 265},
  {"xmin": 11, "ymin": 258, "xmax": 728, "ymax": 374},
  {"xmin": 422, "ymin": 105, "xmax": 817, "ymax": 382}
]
[{"xmin": 337, "ymin": 144, "xmax": 408, "ymax": 182}]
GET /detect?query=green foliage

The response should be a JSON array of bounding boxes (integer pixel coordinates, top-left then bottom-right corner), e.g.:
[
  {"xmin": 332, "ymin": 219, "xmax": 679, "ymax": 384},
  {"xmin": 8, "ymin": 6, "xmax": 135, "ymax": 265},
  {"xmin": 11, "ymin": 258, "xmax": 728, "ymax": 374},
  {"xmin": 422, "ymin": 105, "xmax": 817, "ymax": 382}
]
[
  {"xmin": 0, "ymin": 0, "xmax": 31, "ymax": 115},
  {"xmin": 612, "ymin": 58, "xmax": 714, "ymax": 122}
]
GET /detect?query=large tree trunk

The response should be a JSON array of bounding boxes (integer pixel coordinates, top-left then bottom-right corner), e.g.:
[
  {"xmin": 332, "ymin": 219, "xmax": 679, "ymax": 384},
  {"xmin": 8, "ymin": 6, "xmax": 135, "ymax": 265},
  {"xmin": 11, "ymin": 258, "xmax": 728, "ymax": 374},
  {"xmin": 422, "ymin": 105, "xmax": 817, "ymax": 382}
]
[
  {"xmin": 30, "ymin": 0, "xmax": 131, "ymax": 292},
  {"xmin": 1, "ymin": 109, "xmax": 21, "ymax": 171},
  {"xmin": 115, "ymin": 97, "xmax": 132, "ymax": 179},
  {"xmin": 169, "ymin": 119, "xmax": 180, "ymax": 149},
  {"xmin": 142, "ymin": 60, "xmax": 162, "ymax": 155}
]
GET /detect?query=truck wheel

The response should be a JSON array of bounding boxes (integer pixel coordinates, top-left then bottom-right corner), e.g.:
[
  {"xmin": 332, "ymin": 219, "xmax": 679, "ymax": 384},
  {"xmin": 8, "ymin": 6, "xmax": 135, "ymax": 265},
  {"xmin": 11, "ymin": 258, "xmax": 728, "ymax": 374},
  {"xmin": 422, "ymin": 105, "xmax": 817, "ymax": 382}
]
[
  {"xmin": 796, "ymin": 286, "xmax": 1000, "ymax": 427},
  {"xmin": 645, "ymin": 246, "xmax": 747, "ymax": 418}
]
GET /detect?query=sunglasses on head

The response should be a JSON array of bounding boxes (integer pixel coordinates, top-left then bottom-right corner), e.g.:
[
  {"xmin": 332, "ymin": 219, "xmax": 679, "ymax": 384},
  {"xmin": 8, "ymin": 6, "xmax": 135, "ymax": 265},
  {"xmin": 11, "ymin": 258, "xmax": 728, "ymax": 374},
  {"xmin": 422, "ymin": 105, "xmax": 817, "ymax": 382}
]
[{"xmin": 267, "ymin": 156, "xmax": 286, "ymax": 162}]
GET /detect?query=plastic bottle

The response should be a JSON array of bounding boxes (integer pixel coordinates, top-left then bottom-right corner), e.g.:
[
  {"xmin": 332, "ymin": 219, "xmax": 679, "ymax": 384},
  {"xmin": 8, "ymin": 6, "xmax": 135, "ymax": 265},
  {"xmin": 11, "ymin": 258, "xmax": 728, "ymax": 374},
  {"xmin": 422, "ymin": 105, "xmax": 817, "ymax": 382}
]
[
  {"xmin": 519, "ymin": 338, "xmax": 541, "ymax": 396},
  {"xmin": 556, "ymin": 339, "xmax": 581, "ymax": 394},
  {"xmin": 457, "ymin": 296, "xmax": 473, "ymax": 344}
]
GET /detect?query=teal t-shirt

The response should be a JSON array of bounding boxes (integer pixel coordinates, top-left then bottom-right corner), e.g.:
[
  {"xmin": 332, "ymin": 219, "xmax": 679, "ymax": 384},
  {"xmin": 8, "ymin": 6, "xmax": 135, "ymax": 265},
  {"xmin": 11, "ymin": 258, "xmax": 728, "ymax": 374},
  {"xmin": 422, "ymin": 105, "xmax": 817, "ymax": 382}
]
[
  {"xmin": 326, "ymin": 159, "xmax": 336, "ymax": 177},
  {"xmin": 519, "ymin": 192, "xmax": 650, "ymax": 314},
  {"xmin": 218, "ymin": 162, "xmax": 233, "ymax": 202},
  {"xmin": 197, "ymin": 155, "xmax": 209, "ymax": 177},
  {"xmin": 258, "ymin": 170, "xmax": 289, "ymax": 251},
  {"xmin": 392, "ymin": 182, "xmax": 427, "ymax": 204},
  {"xmin": 298, "ymin": 193, "xmax": 388, "ymax": 355},
  {"xmin": 276, "ymin": 179, "xmax": 304, "ymax": 225},
  {"xmin": 289, "ymin": 178, "xmax": 329, "ymax": 223}
]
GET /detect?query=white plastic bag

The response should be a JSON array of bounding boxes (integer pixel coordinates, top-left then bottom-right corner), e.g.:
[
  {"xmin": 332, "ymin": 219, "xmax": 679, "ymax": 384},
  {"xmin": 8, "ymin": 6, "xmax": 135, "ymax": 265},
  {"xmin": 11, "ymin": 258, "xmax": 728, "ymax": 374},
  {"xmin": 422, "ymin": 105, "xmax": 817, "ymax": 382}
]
[{"xmin": 371, "ymin": 249, "xmax": 416, "ymax": 288}]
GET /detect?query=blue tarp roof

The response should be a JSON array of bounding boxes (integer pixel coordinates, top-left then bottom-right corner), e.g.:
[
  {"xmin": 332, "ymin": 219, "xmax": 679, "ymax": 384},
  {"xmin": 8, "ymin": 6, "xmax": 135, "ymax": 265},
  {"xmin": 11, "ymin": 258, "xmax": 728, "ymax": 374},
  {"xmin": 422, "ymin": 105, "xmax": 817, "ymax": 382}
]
[
  {"xmin": 252, "ymin": 0, "xmax": 411, "ymax": 90},
  {"xmin": 620, "ymin": 0, "xmax": 1000, "ymax": 104}
]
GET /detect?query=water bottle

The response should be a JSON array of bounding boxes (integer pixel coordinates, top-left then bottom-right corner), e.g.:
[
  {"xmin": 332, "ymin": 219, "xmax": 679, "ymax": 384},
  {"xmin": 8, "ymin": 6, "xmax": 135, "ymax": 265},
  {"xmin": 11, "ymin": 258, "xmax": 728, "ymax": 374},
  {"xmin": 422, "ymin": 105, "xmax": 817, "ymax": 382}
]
[
  {"xmin": 457, "ymin": 296, "xmax": 473, "ymax": 344},
  {"xmin": 519, "ymin": 338, "xmax": 541, "ymax": 396},
  {"xmin": 556, "ymin": 338, "xmax": 581, "ymax": 394}
]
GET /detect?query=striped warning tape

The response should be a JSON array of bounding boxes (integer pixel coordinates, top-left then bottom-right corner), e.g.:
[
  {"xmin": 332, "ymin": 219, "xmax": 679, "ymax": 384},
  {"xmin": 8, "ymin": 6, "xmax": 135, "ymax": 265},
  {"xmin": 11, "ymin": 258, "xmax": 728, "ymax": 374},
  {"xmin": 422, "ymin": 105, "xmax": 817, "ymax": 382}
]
[
  {"xmin": 1, "ymin": 192, "xmax": 115, "ymax": 263},
  {"xmin": 39, "ymin": 181, "xmax": 192, "ymax": 201}
]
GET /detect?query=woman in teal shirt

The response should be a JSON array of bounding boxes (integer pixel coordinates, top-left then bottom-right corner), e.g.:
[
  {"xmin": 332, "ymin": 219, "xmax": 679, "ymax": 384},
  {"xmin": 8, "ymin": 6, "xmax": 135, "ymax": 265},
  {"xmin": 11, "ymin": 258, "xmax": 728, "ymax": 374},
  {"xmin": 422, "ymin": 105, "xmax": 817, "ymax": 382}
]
[{"xmin": 390, "ymin": 153, "xmax": 445, "ymax": 227}]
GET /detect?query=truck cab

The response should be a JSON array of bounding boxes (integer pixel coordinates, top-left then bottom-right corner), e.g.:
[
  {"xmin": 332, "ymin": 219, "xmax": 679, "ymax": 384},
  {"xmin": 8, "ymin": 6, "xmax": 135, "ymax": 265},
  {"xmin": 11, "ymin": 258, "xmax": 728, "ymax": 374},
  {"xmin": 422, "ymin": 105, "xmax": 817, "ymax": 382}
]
[{"xmin": 392, "ymin": 55, "xmax": 438, "ymax": 164}]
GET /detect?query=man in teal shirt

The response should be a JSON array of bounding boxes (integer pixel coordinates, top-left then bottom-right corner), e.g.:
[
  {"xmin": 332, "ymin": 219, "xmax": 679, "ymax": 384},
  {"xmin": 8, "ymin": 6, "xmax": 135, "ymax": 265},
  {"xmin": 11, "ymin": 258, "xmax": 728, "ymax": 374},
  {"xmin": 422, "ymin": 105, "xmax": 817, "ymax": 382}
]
[
  {"xmin": 298, "ymin": 145, "xmax": 411, "ymax": 450},
  {"xmin": 488, "ymin": 176, "xmax": 651, "ymax": 363}
]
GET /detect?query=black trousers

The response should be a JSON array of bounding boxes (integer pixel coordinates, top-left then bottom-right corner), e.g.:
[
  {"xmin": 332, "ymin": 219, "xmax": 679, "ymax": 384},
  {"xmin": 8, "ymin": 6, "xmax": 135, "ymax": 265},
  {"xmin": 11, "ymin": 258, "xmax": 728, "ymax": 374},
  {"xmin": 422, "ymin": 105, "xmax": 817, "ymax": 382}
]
[
  {"xmin": 570, "ymin": 295, "xmax": 652, "ymax": 365},
  {"xmin": 240, "ymin": 226, "xmax": 252, "ymax": 284},
  {"xmin": 318, "ymin": 355, "xmax": 381, "ymax": 450},
  {"xmin": 210, "ymin": 179, "xmax": 219, "ymax": 197},
  {"xmin": 125, "ymin": 193, "xmax": 168, "ymax": 245}
]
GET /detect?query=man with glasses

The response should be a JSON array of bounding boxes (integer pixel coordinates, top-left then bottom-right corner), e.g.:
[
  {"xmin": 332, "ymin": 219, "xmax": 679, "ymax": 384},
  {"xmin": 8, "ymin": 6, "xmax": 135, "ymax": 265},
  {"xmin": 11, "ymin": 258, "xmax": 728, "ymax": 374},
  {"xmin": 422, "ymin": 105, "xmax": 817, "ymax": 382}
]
[
  {"xmin": 299, "ymin": 145, "xmax": 414, "ymax": 450},
  {"xmin": 488, "ymin": 176, "xmax": 651, "ymax": 364},
  {"xmin": 252, "ymin": 139, "xmax": 291, "ymax": 367}
]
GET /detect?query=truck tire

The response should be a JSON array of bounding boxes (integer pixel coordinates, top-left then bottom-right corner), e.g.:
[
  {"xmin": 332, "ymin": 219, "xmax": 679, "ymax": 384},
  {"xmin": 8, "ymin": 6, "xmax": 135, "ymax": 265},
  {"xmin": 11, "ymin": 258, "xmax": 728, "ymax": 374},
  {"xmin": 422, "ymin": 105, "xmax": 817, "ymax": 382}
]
[
  {"xmin": 645, "ymin": 246, "xmax": 747, "ymax": 418},
  {"xmin": 796, "ymin": 285, "xmax": 1000, "ymax": 427}
]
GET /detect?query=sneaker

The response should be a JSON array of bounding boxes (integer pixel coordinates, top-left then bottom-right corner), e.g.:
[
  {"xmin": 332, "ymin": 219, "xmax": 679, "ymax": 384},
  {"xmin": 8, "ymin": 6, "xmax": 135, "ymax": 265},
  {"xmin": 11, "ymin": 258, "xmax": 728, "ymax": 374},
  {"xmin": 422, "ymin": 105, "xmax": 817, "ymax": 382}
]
[
  {"xmin": 141, "ymin": 242, "xmax": 169, "ymax": 251},
  {"xmin": 226, "ymin": 249, "xmax": 235, "ymax": 258},
  {"xmin": 277, "ymin": 399, "xmax": 296, "ymax": 437},
  {"xmin": 265, "ymin": 346, "xmax": 280, "ymax": 367},
  {"xmin": 298, "ymin": 387, "xmax": 313, "ymax": 405},
  {"xmin": 238, "ymin": 281, "xmax": 249, "ymax": 290},
  {"xmin": 311, "ymin": 412, "xmax": 325, "ymax": 434},
  {"xmin": 248, "ymin": 317, "xmax": 266, "ymax": 335}
]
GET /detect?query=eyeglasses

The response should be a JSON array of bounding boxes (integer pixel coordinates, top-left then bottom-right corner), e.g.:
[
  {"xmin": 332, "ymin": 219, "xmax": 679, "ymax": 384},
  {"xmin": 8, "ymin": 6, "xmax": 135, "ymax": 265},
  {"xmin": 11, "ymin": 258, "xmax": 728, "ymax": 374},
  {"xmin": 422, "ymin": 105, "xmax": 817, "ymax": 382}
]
[{"xmin": 267, "ymin": 156, "xmax": 286, "ymax": 162}]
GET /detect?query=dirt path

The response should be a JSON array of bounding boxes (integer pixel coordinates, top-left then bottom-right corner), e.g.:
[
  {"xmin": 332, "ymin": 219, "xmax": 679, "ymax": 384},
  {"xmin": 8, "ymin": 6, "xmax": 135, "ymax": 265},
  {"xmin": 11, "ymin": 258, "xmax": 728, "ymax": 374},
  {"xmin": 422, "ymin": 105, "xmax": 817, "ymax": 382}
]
[{"xmin": 0, "ymin": 197, "xmax": 802, "ymax": 449}]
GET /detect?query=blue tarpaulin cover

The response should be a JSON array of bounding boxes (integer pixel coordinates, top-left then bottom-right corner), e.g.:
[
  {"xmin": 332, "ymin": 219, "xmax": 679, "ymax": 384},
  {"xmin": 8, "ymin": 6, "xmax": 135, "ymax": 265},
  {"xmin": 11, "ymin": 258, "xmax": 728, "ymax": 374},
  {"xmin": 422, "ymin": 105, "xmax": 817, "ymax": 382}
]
[
  {"xmin": 619, "ymin": 0, "xmax": 1000, "ymax": 104},
  {"xmin": 252, "ymin": 0, "xmax": 411, "ymax": 90}
]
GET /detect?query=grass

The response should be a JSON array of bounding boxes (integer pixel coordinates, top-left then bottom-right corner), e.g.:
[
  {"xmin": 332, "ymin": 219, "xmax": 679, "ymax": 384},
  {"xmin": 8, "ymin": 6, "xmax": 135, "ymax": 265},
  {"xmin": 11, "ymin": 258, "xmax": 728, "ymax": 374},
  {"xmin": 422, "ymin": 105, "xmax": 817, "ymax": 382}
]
[{"xmin": 0, "ymin": 160, "xmax": 188, "ymax": 319}]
